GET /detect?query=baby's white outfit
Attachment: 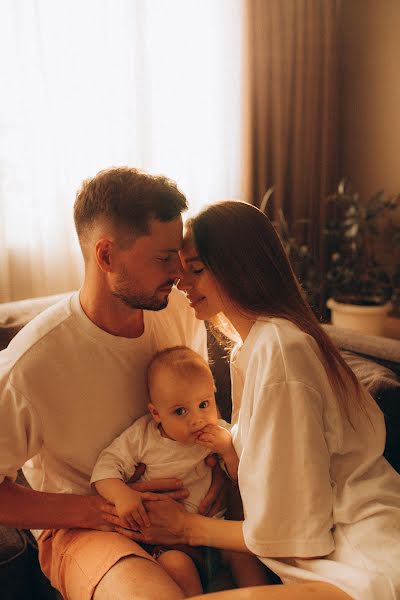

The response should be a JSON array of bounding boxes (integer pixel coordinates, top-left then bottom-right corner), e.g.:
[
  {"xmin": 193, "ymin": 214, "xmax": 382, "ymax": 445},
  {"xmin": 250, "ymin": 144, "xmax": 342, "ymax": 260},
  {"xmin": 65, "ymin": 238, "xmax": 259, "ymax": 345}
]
[{"xmin": 92, "ymin": 414, "xmax": 228, "ymax": 514}]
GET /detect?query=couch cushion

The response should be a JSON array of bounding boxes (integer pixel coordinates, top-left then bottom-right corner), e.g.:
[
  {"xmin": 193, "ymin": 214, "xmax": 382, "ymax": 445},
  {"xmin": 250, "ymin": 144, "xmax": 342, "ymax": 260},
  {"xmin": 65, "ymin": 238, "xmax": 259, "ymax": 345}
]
[
  {"xmin": 341, "ymin": 350, "xmax": 400, "ymax": 473},
  {"xmin": 0, "ymin": 527, "xmax": 26, "ymax": 565},
  {"xmin": 0, "ymin": 325, "xmax": 22, "ymax": 352},
  {"xmin": 0, "ymin": 526, "xmax": 36, "ymax": 599},
  {"xmin": 323, "ymin": 324, "xmax": 400, "ymax": 376},
  {"xmin": 341, "ymin": 350, "xmax": 400, "ymax": 398},
  {"xmin": 0, "ymin": 293, "xmax": 69, "ymax": 351}
]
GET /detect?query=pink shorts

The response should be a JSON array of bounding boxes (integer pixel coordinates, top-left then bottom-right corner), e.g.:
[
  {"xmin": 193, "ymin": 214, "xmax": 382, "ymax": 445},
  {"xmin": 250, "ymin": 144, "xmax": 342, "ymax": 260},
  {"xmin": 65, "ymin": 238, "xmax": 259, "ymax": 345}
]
[{"xmin": 38, "ymin": 528, "xmax": 156, "ymax": 600}]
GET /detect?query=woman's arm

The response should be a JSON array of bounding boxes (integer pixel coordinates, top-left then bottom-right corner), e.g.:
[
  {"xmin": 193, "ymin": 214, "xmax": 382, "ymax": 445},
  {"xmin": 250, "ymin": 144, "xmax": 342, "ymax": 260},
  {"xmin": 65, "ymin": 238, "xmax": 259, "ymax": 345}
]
[
  {"xmin": 112, "ymin": 495, "xmax": 249, "ymax": 553},
  {"xmin": 115, "ymin": 495, "xmax": 326, "ymax": 561},
  {"xmin": 220, "ymin": 449, "xmax": 239, "ymax": 481},
  {"xmin": 186, "ymin": 512, "xmax": 248, "ymax": 552}
]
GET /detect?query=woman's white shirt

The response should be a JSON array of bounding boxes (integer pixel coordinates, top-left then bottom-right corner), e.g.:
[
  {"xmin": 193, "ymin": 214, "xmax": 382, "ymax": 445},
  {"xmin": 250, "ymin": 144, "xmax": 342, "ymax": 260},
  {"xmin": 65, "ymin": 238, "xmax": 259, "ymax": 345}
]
[{"xmin": 231, "ymin": 318, "xmax": 400, "ymax": 600}]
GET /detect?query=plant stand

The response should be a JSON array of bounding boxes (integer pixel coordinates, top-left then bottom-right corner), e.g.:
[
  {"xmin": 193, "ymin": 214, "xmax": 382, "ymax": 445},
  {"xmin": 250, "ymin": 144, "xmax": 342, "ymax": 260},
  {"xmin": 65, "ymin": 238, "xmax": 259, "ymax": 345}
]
[{"xmin": 326, "ymin": 298, "xmax": 392, "ymax": 336}]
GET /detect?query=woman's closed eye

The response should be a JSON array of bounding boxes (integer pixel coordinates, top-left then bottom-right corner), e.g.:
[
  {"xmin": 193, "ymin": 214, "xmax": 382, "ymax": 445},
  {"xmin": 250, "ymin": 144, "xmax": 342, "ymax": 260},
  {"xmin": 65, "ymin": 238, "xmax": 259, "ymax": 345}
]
[{"xmin": 184, "ymin": 260, "xmax": 205, "ymax": 274}]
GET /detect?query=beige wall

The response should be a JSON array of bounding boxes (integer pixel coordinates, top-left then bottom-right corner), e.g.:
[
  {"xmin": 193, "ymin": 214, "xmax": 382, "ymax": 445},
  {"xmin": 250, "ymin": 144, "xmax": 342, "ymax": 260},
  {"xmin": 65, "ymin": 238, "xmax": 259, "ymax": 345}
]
[{"xmin": 339, "ymin": 0, "xmax": 400, "ymax": 199}]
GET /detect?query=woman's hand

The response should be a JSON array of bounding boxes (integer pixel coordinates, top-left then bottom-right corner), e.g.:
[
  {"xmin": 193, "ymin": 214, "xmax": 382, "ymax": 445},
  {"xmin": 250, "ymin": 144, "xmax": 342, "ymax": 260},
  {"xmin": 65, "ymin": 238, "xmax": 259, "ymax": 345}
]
[
  {"xmin": 127, "ymin": 463, "xmax": 190, "ymax": 502},
  {"xmin": 114, "ymin": 488, "xmax": 162, "ymax": 529},
  {"xmin": 110, "ymin": 496, "xmax": 190, "ymax": 545}
]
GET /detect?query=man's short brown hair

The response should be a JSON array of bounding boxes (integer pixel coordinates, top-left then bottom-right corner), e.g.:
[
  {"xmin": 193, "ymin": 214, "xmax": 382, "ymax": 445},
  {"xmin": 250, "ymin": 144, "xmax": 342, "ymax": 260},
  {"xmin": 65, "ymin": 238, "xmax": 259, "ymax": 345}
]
[{"xmin": 74, "ymin": 166, "xmax": 188, "ymax": 253}]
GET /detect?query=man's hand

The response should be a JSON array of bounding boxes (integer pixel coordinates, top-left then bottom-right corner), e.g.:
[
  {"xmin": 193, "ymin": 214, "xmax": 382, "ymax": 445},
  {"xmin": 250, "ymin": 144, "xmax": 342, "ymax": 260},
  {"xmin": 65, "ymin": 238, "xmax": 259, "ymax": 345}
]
[
  {"xmin": 126, "ymin": 462, "xmax": 189, "ymax": 502},
  {"xmin": 127, "ymin": 478, "xmax": 189, "ymax": 501},
  {"xmin": 198, "ymin": 454, "xmax": 231, "ymax": 516},
  {"xmin": 126, "ymin": 462, "xmax": 147, "ymax": 484}
]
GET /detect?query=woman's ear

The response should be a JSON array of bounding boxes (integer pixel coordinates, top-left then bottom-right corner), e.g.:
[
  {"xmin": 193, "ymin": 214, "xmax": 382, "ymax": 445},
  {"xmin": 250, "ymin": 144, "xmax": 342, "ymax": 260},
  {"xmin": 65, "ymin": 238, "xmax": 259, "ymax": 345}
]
[
  {"xmin": 95, "ymin": 238, "xmax": 114, "ymax": 272},
  {"xmin": 148, "ymin": 402, "xmax": 161, "ymax": 423}
]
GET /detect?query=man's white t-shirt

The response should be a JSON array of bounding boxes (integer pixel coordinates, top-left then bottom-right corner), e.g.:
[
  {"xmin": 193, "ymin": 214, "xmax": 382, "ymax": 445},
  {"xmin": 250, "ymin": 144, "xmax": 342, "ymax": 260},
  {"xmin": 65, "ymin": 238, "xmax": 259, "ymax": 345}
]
[
  {"xmin": 91, "ymin": 414, "xmax": 227, "ymax": 514},
  {"xmin": 0, "ymin": 288, "xmax": 207, "ymax": 503},
  {"xmin": 231, "ymin": 318, "xmax": 400, "ymax": 600}
]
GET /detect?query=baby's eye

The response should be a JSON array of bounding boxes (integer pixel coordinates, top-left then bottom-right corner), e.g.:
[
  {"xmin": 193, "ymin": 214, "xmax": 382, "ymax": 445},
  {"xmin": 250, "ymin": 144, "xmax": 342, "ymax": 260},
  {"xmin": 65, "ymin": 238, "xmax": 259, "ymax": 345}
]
[
  {"xmin": 174, "ymin": 407, "xmax": 187, "ymax": 416},
  {"xmin": 199, "ymin": 400, "xmax": 209, "ymax": 409}
]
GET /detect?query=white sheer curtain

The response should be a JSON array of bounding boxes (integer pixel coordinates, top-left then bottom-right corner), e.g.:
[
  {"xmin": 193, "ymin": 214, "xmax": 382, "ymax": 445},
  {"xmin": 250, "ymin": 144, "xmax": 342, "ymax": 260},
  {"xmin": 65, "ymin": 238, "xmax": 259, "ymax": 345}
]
[{"xmin": 0, "ymin": 0, "xmax": 243, "ymax": 302}]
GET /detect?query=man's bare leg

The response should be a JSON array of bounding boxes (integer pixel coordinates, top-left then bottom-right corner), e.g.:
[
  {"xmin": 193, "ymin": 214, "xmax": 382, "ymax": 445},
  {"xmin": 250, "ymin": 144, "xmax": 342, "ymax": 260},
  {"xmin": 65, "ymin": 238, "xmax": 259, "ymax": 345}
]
[
  {"xmin": 157, "ymin": 550, "xmax": 203, "ymax": 597},
  {"xmin": 93, "ymin": 555, "xmax": 185, "ymax": 600}
]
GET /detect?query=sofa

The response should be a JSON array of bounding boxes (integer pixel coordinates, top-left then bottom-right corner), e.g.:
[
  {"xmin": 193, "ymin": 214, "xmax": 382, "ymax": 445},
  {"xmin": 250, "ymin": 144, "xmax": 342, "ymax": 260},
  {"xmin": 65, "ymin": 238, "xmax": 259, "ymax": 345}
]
[{"xmin": 0, "ymin": 293, "xmax": 399, "ymax": 599}]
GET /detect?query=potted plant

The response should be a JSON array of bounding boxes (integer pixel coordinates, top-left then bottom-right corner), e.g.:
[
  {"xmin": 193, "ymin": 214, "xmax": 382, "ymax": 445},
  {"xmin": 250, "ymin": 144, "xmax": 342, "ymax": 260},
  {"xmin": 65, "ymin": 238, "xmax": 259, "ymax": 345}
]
[
  {"xmin": 324, "ymin": 181, "xmax": 400, "ymax": 335},
  {"xmin": 261, "ymin": 187, "xmax": 322, "ymax": 314},
  {"xmin": 274, "ymin": 209, "xmax": 321, "ymax": 312}
]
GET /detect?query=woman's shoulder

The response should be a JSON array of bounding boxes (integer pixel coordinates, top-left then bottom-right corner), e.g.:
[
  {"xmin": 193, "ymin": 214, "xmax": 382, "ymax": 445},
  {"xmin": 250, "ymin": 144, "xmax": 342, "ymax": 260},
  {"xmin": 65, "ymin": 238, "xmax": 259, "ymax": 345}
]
[
  {"xmin": 253, "ymin": 317, "xmax": 316, "ymax": 353},
  {"xmin": 245, "ymin": 318, "xmax": 324, "ymax": 384}
]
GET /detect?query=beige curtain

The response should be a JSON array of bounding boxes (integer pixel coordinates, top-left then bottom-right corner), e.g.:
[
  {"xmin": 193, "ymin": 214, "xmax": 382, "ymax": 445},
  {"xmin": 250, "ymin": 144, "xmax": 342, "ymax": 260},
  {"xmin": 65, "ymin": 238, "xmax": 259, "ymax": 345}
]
[
  {"xmin": 0, "ymin": 1, "xmax": 243, "ymax": 303},
  {"xmin": 242, "ymin": 0, "xmax": 341, "ymax": 253}
]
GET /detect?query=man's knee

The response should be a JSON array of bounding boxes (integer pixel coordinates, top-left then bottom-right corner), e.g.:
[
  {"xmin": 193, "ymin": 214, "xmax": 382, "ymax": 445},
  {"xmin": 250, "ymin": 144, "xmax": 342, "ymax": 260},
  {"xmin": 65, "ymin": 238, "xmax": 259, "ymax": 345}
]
[{"xmin": 93, "ymin": 555, "xmax": 185, "ymax": 600}]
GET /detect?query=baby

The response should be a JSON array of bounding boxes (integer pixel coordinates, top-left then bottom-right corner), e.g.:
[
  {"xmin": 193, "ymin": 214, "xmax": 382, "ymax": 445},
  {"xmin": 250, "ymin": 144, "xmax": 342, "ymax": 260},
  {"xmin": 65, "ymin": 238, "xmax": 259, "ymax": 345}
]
[{"xmin": 91, "ymin": 346, "xmax": 267, "ymax": 596}]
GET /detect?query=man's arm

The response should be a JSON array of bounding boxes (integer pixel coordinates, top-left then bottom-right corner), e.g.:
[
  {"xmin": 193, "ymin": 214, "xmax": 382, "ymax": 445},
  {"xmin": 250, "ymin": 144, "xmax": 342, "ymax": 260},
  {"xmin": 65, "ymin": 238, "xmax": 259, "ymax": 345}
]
[
  {"xmin": 0, "ymin": 475, "xmax": 189, "ymax": 531},
  {"xmin": 0, "ymin": 387, "xmax": 108, "ymax": 530},
  {"xmin": 0, "ymin": 478, "xmax": 111, "ymax": 530}
]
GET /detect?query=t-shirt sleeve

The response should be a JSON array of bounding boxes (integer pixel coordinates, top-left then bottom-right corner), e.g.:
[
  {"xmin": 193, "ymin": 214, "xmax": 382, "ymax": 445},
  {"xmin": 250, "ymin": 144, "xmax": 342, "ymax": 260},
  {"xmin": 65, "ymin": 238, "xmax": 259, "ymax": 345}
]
[
  {"xmin": 0, "ymin": 381, "xmax": 43, "ymax": 485},
  {"xmin": 239, "ymin": 380, "xmax": 335, "ymax": 558},
  {"xmin": 90, "ymin": 421, "xmax": 143, "ymax": 485}
]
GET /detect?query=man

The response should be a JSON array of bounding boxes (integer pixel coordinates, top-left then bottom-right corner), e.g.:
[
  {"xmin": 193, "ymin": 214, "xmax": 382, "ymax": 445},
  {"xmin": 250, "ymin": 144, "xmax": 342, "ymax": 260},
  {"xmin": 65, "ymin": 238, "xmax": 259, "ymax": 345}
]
[{"xmin": 0, "ymin": 167, "xmax": 223, "ymax": 599}]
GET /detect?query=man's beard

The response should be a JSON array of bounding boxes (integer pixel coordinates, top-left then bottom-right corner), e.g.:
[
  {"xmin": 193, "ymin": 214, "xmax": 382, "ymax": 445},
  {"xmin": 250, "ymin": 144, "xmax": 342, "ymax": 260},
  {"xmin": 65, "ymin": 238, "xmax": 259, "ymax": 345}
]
[
  {"xmin": 112, "ymin": 290, "xmax": 169, "ymax": 311},
  {"xmin": 112, "ymin": 274, "xmax": 174, "ymax": 311}
]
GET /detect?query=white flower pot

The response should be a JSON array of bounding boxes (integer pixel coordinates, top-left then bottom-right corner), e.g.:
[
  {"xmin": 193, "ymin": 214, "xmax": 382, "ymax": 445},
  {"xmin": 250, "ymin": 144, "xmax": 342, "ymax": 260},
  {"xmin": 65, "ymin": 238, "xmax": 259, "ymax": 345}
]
[{"xmin": 326, "ymin": 298, "xmax": 392, "ymax": 336}]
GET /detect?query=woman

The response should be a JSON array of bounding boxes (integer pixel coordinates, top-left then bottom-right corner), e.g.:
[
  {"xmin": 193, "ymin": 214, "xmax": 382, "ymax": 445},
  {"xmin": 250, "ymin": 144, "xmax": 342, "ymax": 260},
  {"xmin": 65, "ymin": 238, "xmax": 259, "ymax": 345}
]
[{"xmin": 118, "ymin": 201, "xmax": 400, "ymax": 600}]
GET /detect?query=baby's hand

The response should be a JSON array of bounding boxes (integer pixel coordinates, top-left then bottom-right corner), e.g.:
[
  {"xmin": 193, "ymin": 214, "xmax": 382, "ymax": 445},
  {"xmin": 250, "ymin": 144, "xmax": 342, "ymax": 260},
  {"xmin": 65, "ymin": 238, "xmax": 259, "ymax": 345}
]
[
  {"xmin": 115, "ymin": 488, "xmax": 161, "ymax": 529},
  {"xmin": 196, "ymin": 423, "xmax": 232, "ymax": 455}
]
